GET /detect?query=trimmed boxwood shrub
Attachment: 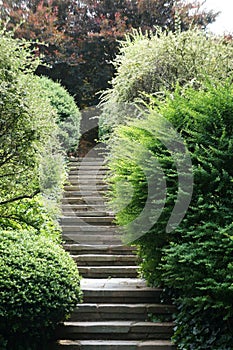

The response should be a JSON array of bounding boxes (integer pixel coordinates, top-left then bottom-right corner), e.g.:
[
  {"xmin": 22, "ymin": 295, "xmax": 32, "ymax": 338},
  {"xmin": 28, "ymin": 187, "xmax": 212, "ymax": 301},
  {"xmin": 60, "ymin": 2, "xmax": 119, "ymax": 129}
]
[
  {"xmin": 105, "ymin": 81, "xmax": 233, "ymax": 349},
  {"xmin": 0, "ymin": 230, "xmax": 82, "ymax": 350}
]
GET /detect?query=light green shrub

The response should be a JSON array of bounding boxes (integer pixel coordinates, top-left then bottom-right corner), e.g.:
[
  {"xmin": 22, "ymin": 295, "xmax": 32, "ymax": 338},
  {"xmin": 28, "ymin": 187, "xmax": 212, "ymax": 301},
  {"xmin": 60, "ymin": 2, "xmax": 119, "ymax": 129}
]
[
  {"xmin": 99, "ymin": 28, "xmax": 233, "ymax": 134},
  {"xmin": 0, "ymin": 230, "xmax": 82, "ymax": 350},
  {"xmin": 37, "ymin": 76, "xmax": 81, "ymax": 152},
  {"xmin": 0, "ymin": 30, "xmax": 67, "ymax": 231}
]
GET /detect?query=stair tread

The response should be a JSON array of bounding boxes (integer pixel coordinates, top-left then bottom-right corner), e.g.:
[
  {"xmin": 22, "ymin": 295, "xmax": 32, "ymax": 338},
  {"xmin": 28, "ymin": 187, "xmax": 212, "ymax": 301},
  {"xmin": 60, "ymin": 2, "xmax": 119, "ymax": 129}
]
[
  {"xmin": 58, "ymin": 339, "xmax": 174, "ymax": 345},
  {"xmin": 75, "ymin": 303, "xmax": 174, "ymax": 309},
  {"xmin": 71, "ymin": 254, "xmax": 137, "ymax": 259},
  {"xmin": 61, "ymin": 216, "xmax": 114, "ymax": 220},
  {"xmin": 63, "ymin": 244, "xmax": 135, "ymax": 250},
  {"xmin": 62, "ymin": 225, "xmax": 118, "ymax": 230},
  {"xmin": 64, "ymin": 321, "xmax": 174, "ymax": 326},
  {"xmin": 81, "ymin": 278, "xmax": 157, "ymax": 290}
]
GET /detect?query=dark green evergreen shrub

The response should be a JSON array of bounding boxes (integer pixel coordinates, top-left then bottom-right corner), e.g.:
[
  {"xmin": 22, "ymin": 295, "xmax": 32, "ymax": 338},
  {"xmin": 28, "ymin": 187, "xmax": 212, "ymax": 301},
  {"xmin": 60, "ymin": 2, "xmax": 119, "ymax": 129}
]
[
  {"xmin": 162, "ymin": 223, "xmax": 233, "ymax": 350},
  {"xmin": 0, "ymin": 230, "xmax": 82, "ymax": 350},
  {"xmin": 37, "ymin": 76, "xmax": 81, "ymax": 152},
  {"xmin": 106, "ymin": 81, "xmax": 233, "ymax": 349},
  {"xmin": 99, "ymin": 28, "xmax": 233, "ymax": 134}
]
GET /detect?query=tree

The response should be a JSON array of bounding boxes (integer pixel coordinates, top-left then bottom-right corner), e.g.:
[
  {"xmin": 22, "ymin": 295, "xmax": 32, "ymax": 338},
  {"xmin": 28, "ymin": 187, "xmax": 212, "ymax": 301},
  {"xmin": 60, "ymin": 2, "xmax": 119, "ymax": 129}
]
[{"xmin": 0, "ymin": 0, "xmax": 218, "ymax": 107}]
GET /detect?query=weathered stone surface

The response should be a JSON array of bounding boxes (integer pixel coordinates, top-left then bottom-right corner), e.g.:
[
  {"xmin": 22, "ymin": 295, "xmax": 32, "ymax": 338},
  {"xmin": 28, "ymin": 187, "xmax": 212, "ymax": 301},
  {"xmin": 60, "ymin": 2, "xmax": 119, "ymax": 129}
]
[
  {"xmin": 62, "ymin": 225, "xmax": 118, "ymax": 232},
  {"xmin": 62, "ymin": 234, "xmax": 122, "ymax": 245},
  {"xmin": 63, "ymin": 244, "xmax": 136, "ymax": 255},
  {"xmin": 70, "ymin": 303, "xmax": 175, "ymax": 321},
  {"xmin": 78, "ymin": 266, "xmax": 139, "ymax": 278},
  {"xmin": 55, "ymin": 340, "xmax": 176, "ymax": 350},
  {"xmin": 56, "ymin": 321, "xmax": 174, "ymax": 340},
  {"xmin": 54, "ymin": 157, "xmax": 176, "ymax": 349},
  {"xmin": 61, "ymin": 216, "xmax": 115, "ymax": 224},
  {"xmin": 71, "ymin": 254, "xmax": 138, "ymax": 266}
]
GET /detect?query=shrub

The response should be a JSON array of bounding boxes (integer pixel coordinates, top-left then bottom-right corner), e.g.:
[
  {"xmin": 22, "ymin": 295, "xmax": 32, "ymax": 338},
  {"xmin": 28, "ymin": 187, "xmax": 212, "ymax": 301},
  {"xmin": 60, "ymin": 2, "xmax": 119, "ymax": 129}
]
[
  {"xmin": 0, "ymin": 31, "xmax": 64, "ymax": 209},
  {"xmin": 0, "ymin": 196, "xmax": 62, "ymax": 241},
  {"xmin": 37, "ymin": 76, "xmax": 81, "ymax": 153},
  {"xmin": 0, "ymin": 30, "xmax": 67, "ymax": 231},
  {"xmin": 99, "ymin": 28, "xmax": 233, "ymax": 134},
  {"xmin": 105, "ymin": 81, "xmax": 233, "ymax": 348},
  {"xmin": 0, "ymin": 230, "xmax": 82, "ymax": 350},
  {"xmin": 162, "ymin": 223, "xmax": 233, "ymax": 350}
]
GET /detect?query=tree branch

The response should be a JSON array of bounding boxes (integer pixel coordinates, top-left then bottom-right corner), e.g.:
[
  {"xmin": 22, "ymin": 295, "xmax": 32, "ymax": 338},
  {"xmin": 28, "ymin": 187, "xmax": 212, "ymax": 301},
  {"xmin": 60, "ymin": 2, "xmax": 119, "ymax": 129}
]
[{"xmin": 0, "ymin": 190, "xmax": 40, "ymax": 206}]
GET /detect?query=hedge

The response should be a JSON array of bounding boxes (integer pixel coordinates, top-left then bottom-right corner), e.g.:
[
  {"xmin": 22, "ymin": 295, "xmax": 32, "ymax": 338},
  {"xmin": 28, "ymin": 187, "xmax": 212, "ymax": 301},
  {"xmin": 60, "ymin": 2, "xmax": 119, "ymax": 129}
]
[{"xmin": 105, "ymin": 81, "xmax": 233, "ymax": 349}]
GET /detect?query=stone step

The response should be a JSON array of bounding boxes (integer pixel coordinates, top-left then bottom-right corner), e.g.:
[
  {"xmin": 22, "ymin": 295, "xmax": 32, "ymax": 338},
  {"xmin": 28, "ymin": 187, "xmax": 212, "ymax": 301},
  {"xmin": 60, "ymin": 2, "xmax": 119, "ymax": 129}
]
[
  {"xmin": 62, "ymin": 197, "xmax": 107, "ymax": 204},
  {"xmin": 68, "ymin": 174, "xmax": 105, "ymax": 179},
  {"xmin": 64, "ymin": 186, "xmax": 108, "ymax": 191},
  {"xmin": 56, "ymin": 321, "xmax": 174, "ymax": 340},
  {"xmin": 56, "ymin": 158, "xmax": 175, "ymax": 350},
  {"xmin": 78, "ymin": 266, "xmax": 138, "ymax": 278},
  {"xmin": 71, "ymin": 254, "xmax": 138, "ymax": 266},
  {"xmin": 61, "ymin": 204, "xmax": 108, "ymax": 211},
  {"xmin": 62, "ymin": 225, "xmax": 118, "ymax": 232},
  {"xmin": 62, "ymin": 234, "xmax": 122, "ymax": 245},
  {"xmin": 69, "ymin": 158, "xmax": 105, "ymax": 162},
  {"xmin": 69, "ymin": 170, "xmax": 107, "ymax": 175},
  {"xmin": 54, "ymin": 339, "xmax": 175, "ymax": 349},
  {"xmin": 68, "ymin": 162, "xmax": 107, "ymax": 166},
  {"xmin": 63, "ymin": 244, "xmax": 137, "ymax": 255},
  {"xmin": 70, "ymin": 303, "xmax": 175, "ymax": 321},
  {"xmin": 60, "ymin": 217, "xmax": 114, "ymax": 225},
  {"xmin": 64, "ymin": 191, "xmax": 106, "ymax": 197},
  {"xmin": 67, "ymin": 180, "xmax": 106, "ymax": 185},
  {"xmin": 67, "ymin": 168, "xmax": 106, "ymax": 174},
  {"xmin": 82, "ymin": 279, "xmax": 162, "ymax": 304},
  {"xmin": 61, "ymin": 211, "xmax": 113, "ymax": 217},
  {"xmin": 68, "ymin": 174, "xmax": 106, "ymax": 179},
  {"xmin": 68, "ymin": 162, "xmax": 107, "ymax": 167}
]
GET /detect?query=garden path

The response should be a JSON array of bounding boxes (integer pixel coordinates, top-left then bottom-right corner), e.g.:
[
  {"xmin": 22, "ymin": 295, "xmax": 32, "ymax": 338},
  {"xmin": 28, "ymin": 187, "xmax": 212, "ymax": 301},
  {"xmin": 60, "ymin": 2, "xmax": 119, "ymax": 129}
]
[{"xmin": 54, "ymin": 151, "xmax": 176, "ymax": 349}]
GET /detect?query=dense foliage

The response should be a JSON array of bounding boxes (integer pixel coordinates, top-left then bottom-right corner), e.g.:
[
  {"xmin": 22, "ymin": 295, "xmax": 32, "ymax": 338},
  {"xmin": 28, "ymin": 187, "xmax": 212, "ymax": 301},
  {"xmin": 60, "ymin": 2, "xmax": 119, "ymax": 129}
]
[
  {"xmin": 0, "ymin": 230, "xmax": 82, "ymax": 350},
  {"xmin": 0, "ymin": 30, "xmax": 67, "ymax": 230},
  {"xmin": 0, "ymin": 0, "xmax": 217, "ymax": 106},
  {"xmin": 99, "ymin": 28, "xmax": 233, "ymax": 134},
  {"xmin": 37, "ymin": 76, "xmax": 81, "ymax": 152},
  {"xmin": 0, "ymin": 31, "xmax": 82, "ymax": 349},
  {"xmin": 106, "ymin": 81, "xmax": 233, "ymax": 349},
  {"xmin": 0, "ymin": 33, "xmax": 56, "ymax": 205}
]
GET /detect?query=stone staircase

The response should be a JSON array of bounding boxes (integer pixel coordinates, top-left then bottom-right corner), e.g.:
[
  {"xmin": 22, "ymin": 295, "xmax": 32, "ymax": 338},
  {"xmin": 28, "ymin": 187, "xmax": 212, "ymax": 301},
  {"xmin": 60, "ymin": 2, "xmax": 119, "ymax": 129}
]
[{"xmin": 53, "ymin": 155, "xmax": 176, "ymax": 349}]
